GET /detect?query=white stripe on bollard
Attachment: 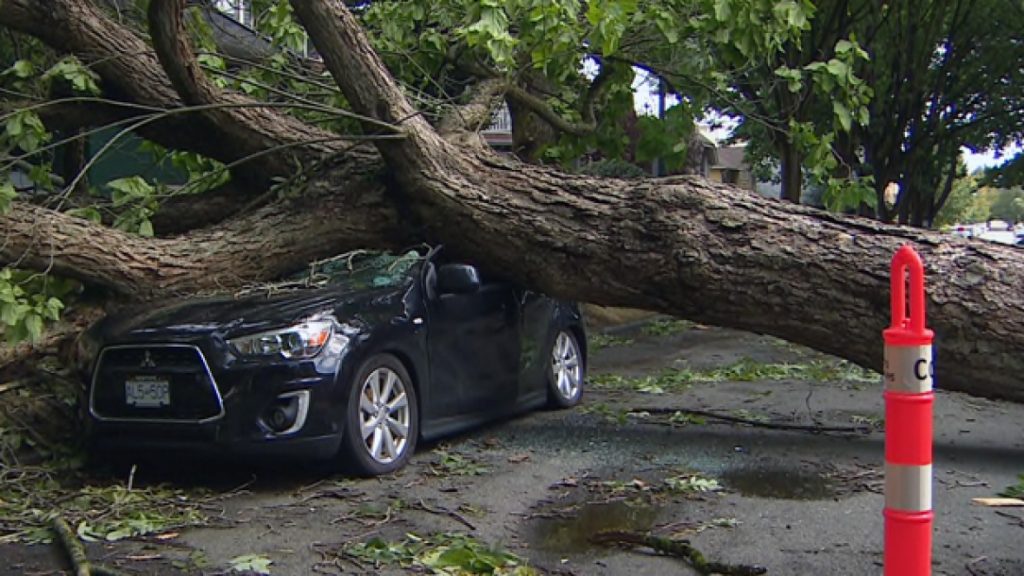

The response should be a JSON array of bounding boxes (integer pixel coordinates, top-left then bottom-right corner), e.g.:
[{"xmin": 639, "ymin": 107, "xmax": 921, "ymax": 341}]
[
  {"xmin": 884, "ymin": 346, "xmax": 933, "ymax": 393},
  {"xmin": 885, "ymin": 463, "xmax": 933, "ymax": 512}
]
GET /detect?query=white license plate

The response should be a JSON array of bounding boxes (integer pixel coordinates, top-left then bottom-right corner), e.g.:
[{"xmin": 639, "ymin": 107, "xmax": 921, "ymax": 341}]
[{"xmin": 125, "ymin": 376, "xmax": 170, "ymax": 407}]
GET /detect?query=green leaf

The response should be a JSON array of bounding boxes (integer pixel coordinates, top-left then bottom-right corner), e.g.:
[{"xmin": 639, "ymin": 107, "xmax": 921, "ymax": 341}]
[
  {"xmin": 714, "ymin": 0, "xmax": 732, "ymax": 22},
  {"xmin": 108, "ymin": 176, "xmax": 154, "ymax": 207},
  {"xmin": 0, "ymin": 181, "xmax": 15, "ymax": 214},
  {"xmin": 68, "ymin": 206, "xmax": 102, "ymax": 223},
  {"xmin": 833, "ymin": 101, "xmax": 852, "ymax": 132},
  {"xmin": 774, "ymin": 66, "xmax": 803, "ymax": 93},
  {"xmin": 229, "ymin": 554, "xmax": 273, "ymax": 575},
  {"xmin": 138, "ymin": 219, "xmax": 154, "ymax": 238},
  {"xmin": 23, "ymin": 313, "xmax": 43, "ymax": 341},
  {"xmin": 42, "ymin": 57, "xmax": 101, "ymax": 95},
  {"xmin": 44, "ymin": 297, "xmax": 64, "ymax": 321},
  {"xmin": 825, "ymin": 59, "xmax": 849, "ymax": 80},
  {"xmin": 4, "ymin": 59, "xmax": 34, "ymax": 79},
  {"xmin": 76, "ymin": 521, "xmax": 100, "ymax": 543}
]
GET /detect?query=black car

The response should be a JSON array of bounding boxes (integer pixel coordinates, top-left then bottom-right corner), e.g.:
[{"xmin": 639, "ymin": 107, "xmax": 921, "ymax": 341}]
[{"xmin": 81, "ymin": 247, "xmax": 586, "ymax": 475}]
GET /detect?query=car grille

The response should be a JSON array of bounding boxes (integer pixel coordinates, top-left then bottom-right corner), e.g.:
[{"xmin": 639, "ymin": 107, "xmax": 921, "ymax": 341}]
[{"xmin": 90, "ymin": 344, "xmax": 224, "ymax": 422}]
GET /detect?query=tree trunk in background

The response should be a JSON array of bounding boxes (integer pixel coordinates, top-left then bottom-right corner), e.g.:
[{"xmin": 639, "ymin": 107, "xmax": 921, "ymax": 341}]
[{"xmin": 779, "ymin": 141, "xmax": 803, "ymax": 203}]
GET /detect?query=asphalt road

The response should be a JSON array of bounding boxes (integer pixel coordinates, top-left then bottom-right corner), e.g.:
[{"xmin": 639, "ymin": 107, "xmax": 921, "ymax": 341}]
[{"xmin": 5, "ymin": 323, "xmax": 1024, "ymax": 575}]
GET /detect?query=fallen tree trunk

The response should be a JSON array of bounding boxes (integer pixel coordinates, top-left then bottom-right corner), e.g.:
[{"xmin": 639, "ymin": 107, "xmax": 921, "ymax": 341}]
[
  {"xmin": 293, "ymin": 0, "xmax": 1024, "ymax": 402},
  {"xmin": 0, "ymin": 0, "xmax": 1022, "ymax": 405}
]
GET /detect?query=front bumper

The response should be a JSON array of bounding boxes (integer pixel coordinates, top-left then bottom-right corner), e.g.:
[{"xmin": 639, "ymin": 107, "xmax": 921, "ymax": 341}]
[
  {"xmin": 87, "ymin": 339, "xmax": 355, "ymax": 462},
  {"xmin": 87, "ymin": 419, "xmax": 343, "ymax": 460}
]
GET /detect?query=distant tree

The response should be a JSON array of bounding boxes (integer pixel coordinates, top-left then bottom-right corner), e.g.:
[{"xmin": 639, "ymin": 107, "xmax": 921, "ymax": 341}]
[
  {"xmin": 987, "ymin": 188, "xmax": 1024, "ymax": 223},
  {"xmin": 984, "ymin": 152, "xmax": 1024, "ymax": 190},
  {"xmin": 933, "ymin": 173, "xmax": 986, "ymax": 228},
  {"xmin": 697, "ymin": 0, "xmax": 1024, "ymax": 225}
]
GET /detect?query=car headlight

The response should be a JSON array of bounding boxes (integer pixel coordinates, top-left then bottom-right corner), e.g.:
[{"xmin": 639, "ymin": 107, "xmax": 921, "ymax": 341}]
[{"xmin": 228, "ymin": 320, "xmax": 334, "ymax": 359}]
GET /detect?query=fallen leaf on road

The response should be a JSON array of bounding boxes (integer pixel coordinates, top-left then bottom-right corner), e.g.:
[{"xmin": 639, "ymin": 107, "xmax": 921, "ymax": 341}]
[{"xmin": 508, "ymin": 453, "xmax": 531, "ymax": 463}]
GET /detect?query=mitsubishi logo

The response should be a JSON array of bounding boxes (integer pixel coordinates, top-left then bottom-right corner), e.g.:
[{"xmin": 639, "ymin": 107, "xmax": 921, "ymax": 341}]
[{"xmin": 140, "ymin": 350, "xmax": 157, "ymax": 369}]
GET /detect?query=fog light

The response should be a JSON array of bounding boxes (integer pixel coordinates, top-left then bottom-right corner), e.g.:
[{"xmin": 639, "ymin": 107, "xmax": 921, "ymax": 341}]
[
  {"xmin": 261, "ymin": 390, "xmax": 310, "ymax": 435},
  {"xmin": 268, "ymin": 404, "xmax": 296, "ymax": 430}
]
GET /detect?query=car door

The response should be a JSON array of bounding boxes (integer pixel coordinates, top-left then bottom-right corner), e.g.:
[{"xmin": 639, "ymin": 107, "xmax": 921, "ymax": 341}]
[
  {"xmin": 425, "ymin": 262, "xmax": 519, "ymax": 419},
  {"xmin": 517, "ymin": 289, "xmax": 557, "ymax": 405}
]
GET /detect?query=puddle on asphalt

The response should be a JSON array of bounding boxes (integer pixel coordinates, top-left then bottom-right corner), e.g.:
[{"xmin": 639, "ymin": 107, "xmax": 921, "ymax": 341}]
[
  {"xmin": 721, "ymin": 466, "xmax": 835, "ymax": 500},
  {"xmin": 530, "ymin": 500, "xmax": 658, "ymax": 554}
]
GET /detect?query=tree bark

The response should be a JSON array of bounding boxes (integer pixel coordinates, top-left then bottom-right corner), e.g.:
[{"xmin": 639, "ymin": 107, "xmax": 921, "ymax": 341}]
[
  {"xmin": 779, "ymin": 140, "xmax": 803, "ymax": 203},
  {"xmin": 1, "ymin": 175, "xmax": 406, "ymax": 298}
]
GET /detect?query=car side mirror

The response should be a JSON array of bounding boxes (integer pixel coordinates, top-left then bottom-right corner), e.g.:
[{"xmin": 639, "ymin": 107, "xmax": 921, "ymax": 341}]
[{"xmin": 436, "ymin": 264, "xmax": 481, "ymax": 294}]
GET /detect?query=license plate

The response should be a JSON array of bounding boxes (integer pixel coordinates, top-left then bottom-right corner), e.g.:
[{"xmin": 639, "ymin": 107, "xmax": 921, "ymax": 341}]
[{"xmin": 125, "ymin": 376, "xmax": 170, "ymax": 407}]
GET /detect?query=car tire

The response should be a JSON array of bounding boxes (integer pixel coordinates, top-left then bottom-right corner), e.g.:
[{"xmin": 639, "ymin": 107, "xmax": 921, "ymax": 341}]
[
  {"xmin": 339, "ymin": 354, "xmax": 419, "ymax": 476},
  {"xmin": 547, "ymin": 329, "xmax": 584, "ymax": 408}
]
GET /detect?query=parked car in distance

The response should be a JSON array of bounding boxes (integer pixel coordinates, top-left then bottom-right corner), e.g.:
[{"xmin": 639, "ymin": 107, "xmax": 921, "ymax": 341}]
[{"xmin": 81, "ymin": 246, "xmax": 586, "ymax": 475}]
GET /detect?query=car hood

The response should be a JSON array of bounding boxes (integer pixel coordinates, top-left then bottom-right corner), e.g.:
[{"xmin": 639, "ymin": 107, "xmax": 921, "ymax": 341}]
[{"xmin": 95, "ymin": 284, "xmax": 406, "ymax": 343}]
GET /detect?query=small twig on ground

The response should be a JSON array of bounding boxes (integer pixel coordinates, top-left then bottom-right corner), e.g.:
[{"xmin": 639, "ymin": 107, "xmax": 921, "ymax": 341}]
[
  {"xmin": 297, "ymin": 486, "xmax": 362, "ymax": 504},
  {"xmin": 966, "ymin": 555, "xmax": 989, "ymax": 576},
  {"xmin": 631, "ymin": 407, "xmax": 871, "ymax": 434},
  {"xmin": 804, "ymin": 388, "xmax": 822, "ymax": 426},
  {"xmin": 591, "ymin": 530, "xmax": 766, "ymax": 575},
  {"xmin": 415, "ymin": 498, "xmax": 477, "ymax": 531},
  {"xmin": 222, "ymin": 474, "xmax": 258, "ymax": 498},
  {"xmin": 994, "ymin": 510, "xmax": 1024, "ymax": 527}
]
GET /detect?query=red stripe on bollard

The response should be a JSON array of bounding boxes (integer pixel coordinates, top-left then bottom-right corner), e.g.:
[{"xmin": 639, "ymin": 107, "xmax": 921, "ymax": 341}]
[
  {"xmin": 884, "ymin": 391, "xmax": 934, "ymax": 466},
  {"xmin": 882, "ymin": 245, "xmax": 934, "ymax": 576},
  {"xmin": 884, "ymin": 510, "xmax": 934, "ymax": 575}
]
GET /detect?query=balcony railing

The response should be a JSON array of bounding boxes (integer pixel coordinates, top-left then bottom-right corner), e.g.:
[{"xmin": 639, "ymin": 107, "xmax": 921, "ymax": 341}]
[{"xmin": 482, "ymin": 104, "xmax": 512, "ymax": 134}]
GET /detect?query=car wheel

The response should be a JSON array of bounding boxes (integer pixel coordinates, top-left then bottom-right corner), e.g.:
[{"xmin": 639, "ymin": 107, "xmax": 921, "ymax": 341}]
[
  {"xmin": 547, "ymin": 329, "xmax": 584, "ymax": 408},
  {"xmin": 339, "ymin": 354, "xmax": 418, "ymax": 476}
]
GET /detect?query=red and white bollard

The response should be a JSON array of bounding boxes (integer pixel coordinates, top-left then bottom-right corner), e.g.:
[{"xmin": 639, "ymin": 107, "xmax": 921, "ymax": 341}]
[{"xmin": 882, "ymin": 245, "xmax": 934, "ymax": 576}]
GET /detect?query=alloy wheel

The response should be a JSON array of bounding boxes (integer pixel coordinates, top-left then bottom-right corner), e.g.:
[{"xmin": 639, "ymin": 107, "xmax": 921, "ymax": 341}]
[
  {"xmin": 551, "ymin": 331, "xmax": 582, "ymax": 401},
  {"xmin": 357, "ymin": 367, "xmax": 411, "ymax": 464}
]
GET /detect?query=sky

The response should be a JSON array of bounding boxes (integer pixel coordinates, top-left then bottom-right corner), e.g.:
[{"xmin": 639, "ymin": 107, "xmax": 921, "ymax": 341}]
[{"xmin": 631, "ymin": 70, "xmax": 1019, "ymax": 174}]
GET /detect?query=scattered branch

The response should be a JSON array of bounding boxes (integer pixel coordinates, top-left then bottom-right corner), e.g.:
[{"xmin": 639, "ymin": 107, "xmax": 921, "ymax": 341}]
[
  {"xmin": 52, "ymin": 516, "xmax": 90, "ymax": 576},
  {"xmin": 504, "ymin": 84, "xmax": 595, "ymax": 137},
  {"xmin": 414, "ymin": 498, "xmax": 477, "ymax": 531},
  {"xmin": 436, "ymin": 78, "xmax": 505, "ymax": 136},
  {"xmin": 630, "ymin": 407, "xmax": 872, "ymax": 434},
  {"xmin": 50, "ymin": 515, "xmax": 156, "ymax": 576},
  {"xmin": 592, "ymin": 530, "xmax": 766, "ymax": 575}
]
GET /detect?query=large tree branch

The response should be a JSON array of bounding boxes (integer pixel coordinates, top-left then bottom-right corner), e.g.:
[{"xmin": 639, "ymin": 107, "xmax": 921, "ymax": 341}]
[
  {"xmin": 0, "ymin": 175, "xmax": 407, "ymax": 298},
  {"xmin": 289, "ymin": 0, "xmax": 451, "ymax": 193},
  {"xmin": 146, "ymin": 0, "xmax": 373, "ymax": 180},
  {"xmin": 455, "ymin": 55, "xmax": 620, "ymax": 138},
  {"xmin": 435, "ymin": 78, "xmax": 505, "ymax": 135},
  {"xmin": 503, "ymin": 84, "xmax": 595, "ymax": 137}
]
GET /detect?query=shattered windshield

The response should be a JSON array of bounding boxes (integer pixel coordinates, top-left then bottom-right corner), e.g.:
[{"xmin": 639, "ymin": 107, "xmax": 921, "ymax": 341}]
[{"xmin": 287, "ymin": 249, "xmax": 424, "ymax": 290}]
